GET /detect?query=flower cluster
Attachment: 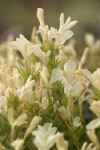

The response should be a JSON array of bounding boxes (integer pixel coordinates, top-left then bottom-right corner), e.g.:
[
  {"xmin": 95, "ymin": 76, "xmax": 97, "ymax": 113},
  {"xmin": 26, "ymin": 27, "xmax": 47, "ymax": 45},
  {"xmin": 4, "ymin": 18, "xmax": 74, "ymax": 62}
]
[{"xmin": 0, "ymin": 8, "xmax": 100, "ymax": 150}]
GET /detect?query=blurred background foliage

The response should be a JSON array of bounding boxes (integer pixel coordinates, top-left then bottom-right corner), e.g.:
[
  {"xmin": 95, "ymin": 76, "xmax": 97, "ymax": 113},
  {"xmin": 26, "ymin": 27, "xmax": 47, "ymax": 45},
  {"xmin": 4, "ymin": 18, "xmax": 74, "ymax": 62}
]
[{"xmin": 0, "ymin": 0, "xmax": 100, "ymax": 52}]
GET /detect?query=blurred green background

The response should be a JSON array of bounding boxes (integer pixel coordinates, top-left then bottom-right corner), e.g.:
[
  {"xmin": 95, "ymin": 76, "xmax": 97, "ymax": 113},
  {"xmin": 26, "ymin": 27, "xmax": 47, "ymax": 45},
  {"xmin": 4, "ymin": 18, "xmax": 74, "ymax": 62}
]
[{"xmin": 0, "ymin": 0, "xmax": 100, "ymax": 50}]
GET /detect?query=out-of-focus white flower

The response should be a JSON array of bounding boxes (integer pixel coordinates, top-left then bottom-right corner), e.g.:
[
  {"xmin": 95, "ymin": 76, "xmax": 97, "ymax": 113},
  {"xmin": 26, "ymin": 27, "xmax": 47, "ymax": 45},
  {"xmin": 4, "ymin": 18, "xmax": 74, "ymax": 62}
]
[
  {"xmin": 11, "ymin": 138, "xmax": 24, "ymax": 150},
  {"xmin": 14, "ymin": 75, "xmax": 35, "ymax": 100},
  {"xmin": 79, "ymin": 47, "xmax": 90, "ymax": 68},
  {"xmin": 81, "ymin": 142, "xmax": 96, "ymax": 150},
  {"xmin": 85, "ymin": 33, "xmax": 100, "ymax": 53},
  {"xmin": 10, "ymin": 113, "xmax": 27, "ymax": 141},
  {"xmin": 49, "ymin": 13, "xmax": 77, "ymax": 47},
  {"xmin": 13, "ymin": 113, "xmax": 27, "ymax": 127},
  {"xmin": 61, "ymin": 60, "xmax": 83, "ymax": 97},
  {"xmin": 86, "ymin": 118, "xmax": 100, "ymax": 130},
  {"xmin": 81, "ymin": 68, "xmax": 91, "ymax": 80},
  {"xmin": 24, "ymin": 116, "xmax": 42, "ymax": 140},
  {"xmin": 73, "ymin": 116, "xmax": 81, "ymax": 127},
  {"xmin": 81, "ymin": 68, "xmax": 100, "ymax": 91},
  {"xmin": 90, "ymin": 100, "xmax": 100, "ymax": 118},
  {"xmin": 32, "ymin": 123, "xmax": 58, "ymax": 150},
  {"xmin": 56, "ymin": 132, "xmax": 69, "ymax": 150},
  {"xmin": 6, "ymin": 68, "xmax": 23, "ymax": 90},
  {"xmin": 86, "ymin": 130, "xmax": 100, "ymax": 149},
  {"xmin": 91, "ymin": 69, "xmax": 100, "ymax": 91},
  {"xmin": 85, "ymin": 34, "xmax": 95, "ymax": 48},
  {"xmin": 11, "ymin": 34, "xmax": 41, "ymax": 58},
  {"xmin": 11, "ymin": 138, "xmax": 19, "ymax": 148}
]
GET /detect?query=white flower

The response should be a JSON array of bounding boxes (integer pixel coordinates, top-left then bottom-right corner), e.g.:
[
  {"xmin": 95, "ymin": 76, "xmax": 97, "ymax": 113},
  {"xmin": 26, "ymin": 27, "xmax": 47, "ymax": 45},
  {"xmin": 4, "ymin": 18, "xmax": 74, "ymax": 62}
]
[
  {"xmin": 81, "ymin": 142, "xmax": 96, "ymax": 150},
  {"xmin": 11, "ymin": 138, "xmax": 24, "ymax": 150},
  {"xmin": 13, "ymin": 113, "xmax": 27, "ymax": 127},
  {"xmin": 58, "ymin": 106, "xmax": 71, "ymax": 121},
  {"xmin": 6, "ymin": 68, "xmax": 23, "ymax": 90},
  {"xmin": 24, "ymin": 116, "xmax": 42, "ymax": 140},
  {"xmin": 86, "ymin": 118, "xmax": 100, "ymax": 130},
  {"xmin": 31, "ymin": 47, "xmax": 51, "ymax": 65},
  {"xmin": 39, "ymin": 66, "xmax": 50, "ymax": 87},
  {"xmin": 37, "ymin": 8, "xmax": 45, "ymax": 27},
  {"xmin": 85, "ymin": 33, "xmax": 100, "ymax": 53},
  {"xmin": 49, "ymin": 13, "xmax": 77, "ymax": 47},
  {"xmin": 50, "ymin": 68, "xmax": 63, "ymax": 84},
  {"xmin": 86, "ymin": 130, "xmax": 100, "ymax": 149},
  {"xmin": 56, "ymin": 132, "xmax": 69, "ymax": 150},
  {"xmin": 11, "ymin": 138, "xmax": 20, "ymax": 148},
  {"xmin": 61, "ymin": 60, "xmax": 83, "ymax": 97},
  {"xmin": 9, "ymin": 113, "xmax": 27, "ymax": 139},
  {"xmin": 82, "ymin": 68, "xmax": 100, "ymax": 91},
  {"xmin": 85, "ymin": 34, "xmax": 95, "ymax": 48},
  {"xmin": 91, "ymin": 68, "xmax": 100, "ymax": 91},
  {"xmin": 56, "ymin": 43, "xmax": 77, "ymax": 68},
  {"xmin": 32, "ymin": 123, "xmax": 58, "ymax": 150},
  {"xmin": 90, "ymin": 100, "xmax": 100, "ymax": 118},
  {"xmin": 73, "ymin": 116, "xmax": 81, "ymax": 127},
  {"xmin": 14, "ymin": 75, "xmax": 35, "ymax": 100},
  {"xmin": 34, "ymin": 62, "xmax": 43, "ymax": 75},
  {"xmin": 11, "ymin": 34, "xmax": 40, "ymax": 58},
  {"xmin": 37, "ymin": 8, "xmax": 49, "ymax": 41}
]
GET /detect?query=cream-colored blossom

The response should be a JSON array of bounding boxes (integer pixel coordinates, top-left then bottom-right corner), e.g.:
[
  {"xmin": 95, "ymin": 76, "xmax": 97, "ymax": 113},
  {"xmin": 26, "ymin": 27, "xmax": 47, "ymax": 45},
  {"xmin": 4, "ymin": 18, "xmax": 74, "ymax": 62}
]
[
  {"xmin": 87, "ymin": 130, "xmax": 100, "ymax": 149},
  {"xmin": 50, "ymin": 68, "xmax": 63, "ymax": 84},
  {"xmin": 13, "ymin": 113, "xmax": 27, "ymax": 127},
  {"xmin": 24, "ymin": 116, "xmax": 42, "ymax": 140},
  {"xmin": 56, "ymin": 43, "xmax": 76, "ymax": 68},
  {"xmin": 10, "ymin": 113, "xmax": 27, "ymax": 139},
  {"xmin": 48, "ymin": 13, "xmax": 77, "ymax": 47},
  {"xmin": 39, "ymin": 66, "xmax": 50, "ymax": 87},
  {"xmin": 86, "ymin": 118, "xmax": 100, "ymax": 130},
  {"xmin": 11, "ymin": 138, "xmax": 24, "ymax": 150},
  {"xmin": 11, "ymin": 34, "xmax": 41, "ymax": 58},
  {"xmin": 61, "ymin": 60, "xmax": 83, "ymax": 97},
  {"xmin": 34, "ymin": 62, "xmax": 43, "ymax": 75},
  {"xmin": 37, "ymin": 8, "xmax": 49, "ymax": 42},
  {"xmin": 85, "ymin": 33, "xmax": 100, "ymax": 53},
  {"xmin": 81, "ymin": 142, "xmax": 96, "ymax": 150},
  {"xmin": 6, "ymin": 68, "xmax": 23, "ymax": 90},
  {"xmin": 56, "ymin": 132, "xmax": 69, "ymax": 150},
  {"xmin": 14, "ymin": 75, "xmax": 35, "ymax": 100},
  {"xmin": 73, "ymin": 116, "xmax": 81, "ymax": 127},
  {"xmin": 58, "ymin": 106, "xmax": 71, "ymax": 121},
  {"xmin": 91, "ymin": 69, "xmax": 100, "ymax": 91},
  {"xmin": 32, "ymin": 123, "xmax": 58, "ymax": 150},
  {"xmin": 81, "ymin": 68, "xmax": 100, "ymax": 91},
  {"xmin": 90, "ymin": 100, "xmax": 100, "ymax": 118},
  {"xmin": 32, "ymin": 48, "xmax": 51, "ymax": 65}
]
